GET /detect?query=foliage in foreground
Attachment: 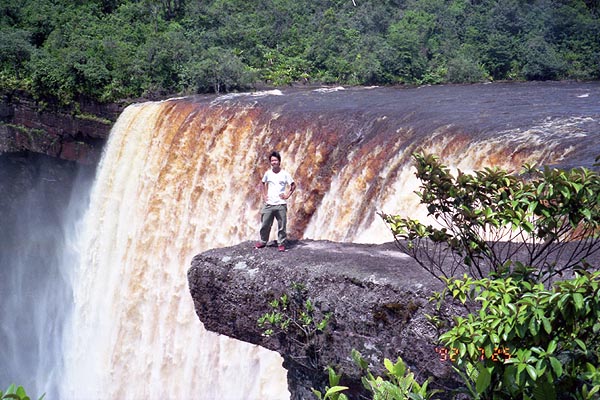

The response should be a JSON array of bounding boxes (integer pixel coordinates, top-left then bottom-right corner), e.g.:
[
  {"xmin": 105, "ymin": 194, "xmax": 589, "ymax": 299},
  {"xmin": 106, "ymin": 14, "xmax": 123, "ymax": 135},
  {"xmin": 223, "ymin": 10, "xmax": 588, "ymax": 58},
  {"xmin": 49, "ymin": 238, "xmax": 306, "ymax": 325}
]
[
  {"xmin": 438, "ymin": 271, "xmax": 600, "ymax": 400},
  {"xmin": 379, "ymin": 154, "xmax": 600, "ymax": 399},
  {"xmin": 312, "ymin": 350, "xmax": 440, "ymax": 400},
  {"xmin": 381, "ymin": 153, "xmax": 600, "ymax": 283},
  {"xmin": 0, "ymin": 384, "xmax": 43, "ymax": 400}
]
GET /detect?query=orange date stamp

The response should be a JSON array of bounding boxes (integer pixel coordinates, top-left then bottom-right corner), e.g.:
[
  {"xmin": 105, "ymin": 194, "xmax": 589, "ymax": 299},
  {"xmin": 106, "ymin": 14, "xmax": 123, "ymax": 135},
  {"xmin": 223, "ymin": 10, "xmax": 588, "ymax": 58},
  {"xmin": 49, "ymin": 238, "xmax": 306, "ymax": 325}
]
[{"xmin": 434, "ymin": 346, "xmax": 512, "ymax": 362}]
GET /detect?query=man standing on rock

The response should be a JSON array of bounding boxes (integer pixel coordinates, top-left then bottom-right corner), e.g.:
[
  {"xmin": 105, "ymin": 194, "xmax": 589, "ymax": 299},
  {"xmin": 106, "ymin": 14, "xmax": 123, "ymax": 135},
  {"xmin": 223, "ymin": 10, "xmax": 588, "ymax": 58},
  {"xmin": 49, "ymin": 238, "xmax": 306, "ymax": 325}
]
[{"xmin": 255, "ymin": 151, "xmax": 296, "ymax": 252}]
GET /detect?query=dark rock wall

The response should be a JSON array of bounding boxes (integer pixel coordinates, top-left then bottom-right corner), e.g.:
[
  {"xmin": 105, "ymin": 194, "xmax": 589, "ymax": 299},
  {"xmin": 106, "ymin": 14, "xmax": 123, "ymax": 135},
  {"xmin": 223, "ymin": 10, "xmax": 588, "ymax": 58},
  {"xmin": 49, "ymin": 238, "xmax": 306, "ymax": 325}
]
[
  {"xmin": 0, "ymin": 92, "xmax": 122, "ymax": 164},
  {"xmin": 188, "ymin": 240, "xmax": 461, "ymax": 399}
]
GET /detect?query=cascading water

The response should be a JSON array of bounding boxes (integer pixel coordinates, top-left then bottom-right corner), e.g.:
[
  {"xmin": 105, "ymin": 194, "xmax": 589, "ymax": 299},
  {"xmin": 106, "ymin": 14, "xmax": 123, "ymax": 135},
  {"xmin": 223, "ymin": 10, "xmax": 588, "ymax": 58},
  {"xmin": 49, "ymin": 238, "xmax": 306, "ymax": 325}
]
[
  {"xmin": 58, "ymin": 101, "xmax": 289, "ymax": 399},
  {"xmin": 0, "ymin": 155, "xmax": 95, "ymax": 399},
  {"xmin": 1, "ymin": 82, "xmax": 597, "ymax": 399}
]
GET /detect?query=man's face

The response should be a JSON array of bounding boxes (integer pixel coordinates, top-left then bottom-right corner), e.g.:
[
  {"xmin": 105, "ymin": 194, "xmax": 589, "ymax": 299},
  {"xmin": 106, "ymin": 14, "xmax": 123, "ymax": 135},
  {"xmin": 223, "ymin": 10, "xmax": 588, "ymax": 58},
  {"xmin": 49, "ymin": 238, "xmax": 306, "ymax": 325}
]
[{"xmin": 270, "ymin": 156, "xmax": 280, "ymax": 170}]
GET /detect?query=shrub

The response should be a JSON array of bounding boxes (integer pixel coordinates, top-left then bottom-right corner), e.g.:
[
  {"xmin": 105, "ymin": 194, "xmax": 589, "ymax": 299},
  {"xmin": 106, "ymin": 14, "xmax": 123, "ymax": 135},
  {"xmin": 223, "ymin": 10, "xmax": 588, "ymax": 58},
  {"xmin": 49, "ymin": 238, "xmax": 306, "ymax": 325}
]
[
  {"xmin": 352, "ymin": 350, "xmax": 441, "ymax": 400},
  {"xmin": 437, "ymin": 271, "xmax": 600, "ymax": 400},
  {"xmin": 446, "ymin": 51, "xmax": 488, "ymax": 83},
  {"xmin": 379, "ymin": 153, "xmax": 600, "ymax": 399},
  {"xmin": 312, "ymin": 350, "xmax": 441, "ymax": 400},
  {"xmin": 258, "ymin": 282, "xmax": 332, "ymax": 370}
]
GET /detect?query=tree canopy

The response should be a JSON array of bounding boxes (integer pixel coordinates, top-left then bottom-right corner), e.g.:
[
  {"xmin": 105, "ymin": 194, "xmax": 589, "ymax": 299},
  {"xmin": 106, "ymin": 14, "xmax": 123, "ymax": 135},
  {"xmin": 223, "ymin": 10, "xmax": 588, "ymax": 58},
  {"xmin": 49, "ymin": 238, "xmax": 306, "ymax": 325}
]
[{"xmin": 1, "ymin": 0, "xmax": 599, "ymax": 104}]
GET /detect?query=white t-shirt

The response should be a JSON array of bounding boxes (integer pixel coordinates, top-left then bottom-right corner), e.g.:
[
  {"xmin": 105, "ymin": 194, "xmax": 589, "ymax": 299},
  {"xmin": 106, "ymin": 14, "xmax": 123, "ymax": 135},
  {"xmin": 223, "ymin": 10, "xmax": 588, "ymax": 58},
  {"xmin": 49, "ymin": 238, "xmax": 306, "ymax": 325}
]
[{"xmin": 262, "ymin": 169, "xmax": 294, "ymax": 205}]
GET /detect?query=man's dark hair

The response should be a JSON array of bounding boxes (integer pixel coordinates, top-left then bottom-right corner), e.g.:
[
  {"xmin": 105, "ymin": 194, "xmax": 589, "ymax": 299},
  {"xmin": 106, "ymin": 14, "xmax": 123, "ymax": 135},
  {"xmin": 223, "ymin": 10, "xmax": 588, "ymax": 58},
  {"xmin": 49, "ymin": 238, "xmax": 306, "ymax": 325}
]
[{"xmin": 270, "ymin": 151, "xmax": 281, "ymax": 162}]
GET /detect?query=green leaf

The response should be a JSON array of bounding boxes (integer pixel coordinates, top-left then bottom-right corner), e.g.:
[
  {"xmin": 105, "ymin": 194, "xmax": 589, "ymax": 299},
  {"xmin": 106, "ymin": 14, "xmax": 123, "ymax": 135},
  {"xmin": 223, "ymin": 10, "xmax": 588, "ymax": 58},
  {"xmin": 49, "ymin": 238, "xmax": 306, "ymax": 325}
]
[
  {"xmin": 384, "ymin": 358, "xmax": 394, "ymax": 374},
  {"xmin": 572, "ymin": 182, "xmax": 583, "ymax": 193},
  {"xmin": 323, "ymin": 386, "xmax": 349, "ymax": 398},
  {"xmin": 532, "ymin": 380, "xmax": 557, "ymax": 400},
  {"xmin": 549, "ymin": 357, "xmax": 563, "ymax": 376},
  {"xmin": 575, "ymin": 338, "xmax": 587, "ymax": 352},
  {"xmin": 542, "ymin": 317, "xmax": 552, "ymax": 334},
  {"xmin": 351, "ymin": 350, "xmax": 369, "ymax": 370},
  {"xmin": 529, "ymin": 318, "xmax": 539, "ymax": 336},
  {"xmin": 526, "ymin": 364, "xmax": 538, "ymax": 381},
  {"xmin": 517, "ymin": 363, "xmax": 526, "ymax": 382},
  {"xmin": 328, "ymin": 367, "xmax": 341, "ymax": 387},
  {"xmin": 476, "ymin": 366, "xmax": 492, "ymax": 393},
  {"xmin": 503, "ymin": 365, "xmax": 518, "ymax": 392},
  {"xmin": 588, "ymin": 385, "xmax": 600, "ymax": 398},
  {"xmin": 390, "ymin": 357, "xmax": 406, "ymax": 378},
  {"xmin": 573, "ymin": 293, "xmax": 585, "ymax": 311},
  {"xmin": 15, "ymin": 387, "xmax": 27, "ymax": 399}
]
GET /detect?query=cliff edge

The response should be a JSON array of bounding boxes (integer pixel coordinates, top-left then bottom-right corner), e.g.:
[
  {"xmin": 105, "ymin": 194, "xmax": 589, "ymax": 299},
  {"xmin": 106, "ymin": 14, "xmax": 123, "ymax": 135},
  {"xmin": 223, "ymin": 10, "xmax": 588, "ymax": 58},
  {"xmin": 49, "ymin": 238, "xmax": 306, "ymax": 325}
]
[
  {"xmin": 188, "ymin": 240, "xmax": 459, "ymax": 399},
  {"xmin": 0, "ymin": 92, "xmax": 122, "ymax": 163}
]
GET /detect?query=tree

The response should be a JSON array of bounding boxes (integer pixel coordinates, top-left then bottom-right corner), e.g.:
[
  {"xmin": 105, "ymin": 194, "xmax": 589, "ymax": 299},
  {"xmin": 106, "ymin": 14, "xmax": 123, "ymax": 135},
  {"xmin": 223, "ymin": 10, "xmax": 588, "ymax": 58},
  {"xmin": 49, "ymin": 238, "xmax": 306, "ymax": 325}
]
[
  {"xmin": 179, "ymin": 46, "xmax": 254, "ymax": 93},
  {"xmin": 445, "ymin": 47, "xmax": 487, "ymax": 83},
  {"xmin": 521, "ymin": 35, "xmax": 567, "ymax": 80},
  {"xmin": 0, "ymin": 29, "xmax": 33, "ymax": 80},
  {"xmin": 381, "ymin": 153, "xmax": 600, "ymax": 283},
  {"xmin": 2, "ymin": 0, "xmax": 600, "ymax": 100},
  {"xmin": 385, "ymin": 9, "xmax": 437, "ymax": 83}
]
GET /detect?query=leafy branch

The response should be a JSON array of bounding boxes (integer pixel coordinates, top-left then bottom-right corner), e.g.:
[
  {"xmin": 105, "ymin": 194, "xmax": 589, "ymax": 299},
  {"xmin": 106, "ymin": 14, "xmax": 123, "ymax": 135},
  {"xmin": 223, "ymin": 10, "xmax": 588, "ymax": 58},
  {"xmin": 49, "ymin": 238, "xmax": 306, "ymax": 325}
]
[
  {"xmin": 258, "ymin": 282, "xmax": 332, "ymax": 369},
  {"xmin": 1, "ymin": 384, "xmax": 44, "ymax": 400}
]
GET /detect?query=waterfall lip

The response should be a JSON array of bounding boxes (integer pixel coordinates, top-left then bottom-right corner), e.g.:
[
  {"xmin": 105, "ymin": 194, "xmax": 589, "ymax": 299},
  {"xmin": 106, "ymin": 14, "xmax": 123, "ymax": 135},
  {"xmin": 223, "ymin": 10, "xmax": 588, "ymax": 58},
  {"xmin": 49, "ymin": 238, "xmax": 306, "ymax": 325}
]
[
  {"xmin": 211, "ymin": 89, "xmax": 284, "ymax": 103},
  {"xmin": 312, "ymin": 86, "xmax": 345, "ymax": 93}
]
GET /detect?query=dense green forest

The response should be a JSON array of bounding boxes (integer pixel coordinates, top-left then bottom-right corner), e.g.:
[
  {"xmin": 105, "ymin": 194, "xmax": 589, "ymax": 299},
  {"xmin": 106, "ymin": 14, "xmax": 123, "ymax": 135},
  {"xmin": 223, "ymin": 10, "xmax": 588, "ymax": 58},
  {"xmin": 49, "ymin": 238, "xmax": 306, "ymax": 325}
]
[{"xmin": 1, "ymin": 0, "xmax": 599, "ymax": 104}]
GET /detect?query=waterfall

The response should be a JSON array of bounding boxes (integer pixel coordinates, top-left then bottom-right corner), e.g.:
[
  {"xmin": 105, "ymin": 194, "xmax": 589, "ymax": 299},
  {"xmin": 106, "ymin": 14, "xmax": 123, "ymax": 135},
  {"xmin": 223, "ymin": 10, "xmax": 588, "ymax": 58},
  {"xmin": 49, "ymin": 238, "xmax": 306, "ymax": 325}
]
[
  {"xmin": 0, "ymin": 155, "xmax": 94, "ymax": 399},
  {"xmin": 2, "ymin": 82, "xmax": 597, "ymax": 399},
  {"xmin": 59, "ymin": 101, "xmax": 289, "ymax": 399}
]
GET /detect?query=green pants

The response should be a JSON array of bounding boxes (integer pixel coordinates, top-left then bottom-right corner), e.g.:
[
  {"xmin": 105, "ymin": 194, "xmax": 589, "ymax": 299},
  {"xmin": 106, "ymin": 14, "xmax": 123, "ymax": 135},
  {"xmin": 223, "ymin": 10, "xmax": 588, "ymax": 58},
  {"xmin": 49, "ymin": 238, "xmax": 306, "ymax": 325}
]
[{"xmin": 259, "ymin": 204, "xmax": 287, "ymax": 245}]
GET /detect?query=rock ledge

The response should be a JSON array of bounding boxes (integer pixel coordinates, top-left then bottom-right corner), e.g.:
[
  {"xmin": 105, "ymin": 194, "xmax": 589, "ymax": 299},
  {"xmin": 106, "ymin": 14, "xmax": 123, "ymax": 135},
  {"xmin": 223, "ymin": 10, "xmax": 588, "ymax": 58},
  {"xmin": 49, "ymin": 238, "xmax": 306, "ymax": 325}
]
[{"xmin": 188, "ymin": 240, "xmax": 457, "ymax": 399}]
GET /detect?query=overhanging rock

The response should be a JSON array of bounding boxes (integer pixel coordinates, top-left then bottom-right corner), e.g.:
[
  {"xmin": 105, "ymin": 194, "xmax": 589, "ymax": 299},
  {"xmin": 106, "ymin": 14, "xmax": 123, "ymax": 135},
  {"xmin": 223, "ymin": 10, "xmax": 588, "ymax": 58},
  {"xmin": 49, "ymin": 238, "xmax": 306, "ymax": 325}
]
[{"xmin": 188, "ymin": 240, "xmax": 459, "ymax": 399}]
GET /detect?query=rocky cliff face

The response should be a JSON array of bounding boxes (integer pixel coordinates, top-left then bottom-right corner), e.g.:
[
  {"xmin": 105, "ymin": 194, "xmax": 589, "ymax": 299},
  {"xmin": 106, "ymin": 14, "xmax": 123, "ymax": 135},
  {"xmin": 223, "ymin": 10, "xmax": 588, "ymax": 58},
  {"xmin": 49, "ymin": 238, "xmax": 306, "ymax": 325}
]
[
  {"xmin": 0, "ymin": 92, "xmax": 122, "ymax": 164},
  {"xmin": 188, "ymin": 240, "xmax": 461, "ymax": 399}
]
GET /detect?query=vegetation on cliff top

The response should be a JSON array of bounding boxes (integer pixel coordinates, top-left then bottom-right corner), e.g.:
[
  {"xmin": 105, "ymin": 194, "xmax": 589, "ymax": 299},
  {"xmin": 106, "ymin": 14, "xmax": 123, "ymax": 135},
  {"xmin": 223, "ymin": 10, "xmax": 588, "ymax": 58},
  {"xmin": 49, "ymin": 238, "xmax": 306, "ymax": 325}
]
[
  {"xmin": 382, "ymin": 153, "xmax": 600, "ymax": 283},
  {"xmin": 1, "ymin": 0, "xmax": 599, "ymax": 104}
]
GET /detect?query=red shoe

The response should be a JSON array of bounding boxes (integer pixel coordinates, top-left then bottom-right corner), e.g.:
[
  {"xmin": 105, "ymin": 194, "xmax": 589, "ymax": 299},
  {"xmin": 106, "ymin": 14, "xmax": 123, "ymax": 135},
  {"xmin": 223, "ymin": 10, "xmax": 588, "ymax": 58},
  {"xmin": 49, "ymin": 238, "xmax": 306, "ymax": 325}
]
[
  {"xmin": 278, "ymin": 245, "xmax": 285, "ymax": 252},
  {"xmin": 255, "ymin": 242, "xmax": 266, "ymax": 249}
]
